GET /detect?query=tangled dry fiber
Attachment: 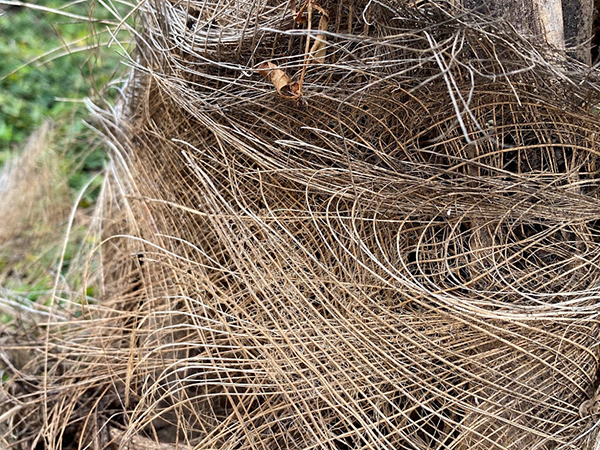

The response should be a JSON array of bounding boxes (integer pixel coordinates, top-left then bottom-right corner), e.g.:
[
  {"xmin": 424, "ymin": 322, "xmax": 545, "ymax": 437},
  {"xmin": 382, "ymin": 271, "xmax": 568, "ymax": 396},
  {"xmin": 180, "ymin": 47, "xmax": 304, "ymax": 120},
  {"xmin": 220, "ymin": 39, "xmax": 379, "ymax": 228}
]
[{"xmin": 5, "ymin": 0, "xmax": 600, "ymax": 449}]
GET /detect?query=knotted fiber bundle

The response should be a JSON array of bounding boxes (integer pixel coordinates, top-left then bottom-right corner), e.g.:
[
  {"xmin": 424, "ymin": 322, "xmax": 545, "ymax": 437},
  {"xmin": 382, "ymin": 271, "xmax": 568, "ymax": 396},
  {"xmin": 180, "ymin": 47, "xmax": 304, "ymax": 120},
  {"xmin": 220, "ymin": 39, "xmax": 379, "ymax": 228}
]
[{"xmin": 4, "ymin": 0, "xmax": 600, "ymax": 449}]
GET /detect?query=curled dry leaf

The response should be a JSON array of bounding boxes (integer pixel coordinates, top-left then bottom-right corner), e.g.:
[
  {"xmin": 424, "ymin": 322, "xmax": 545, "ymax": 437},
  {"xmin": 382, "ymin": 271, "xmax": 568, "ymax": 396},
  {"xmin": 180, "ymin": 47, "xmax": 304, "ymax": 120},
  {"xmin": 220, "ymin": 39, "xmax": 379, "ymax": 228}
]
[{"xmin": 258, "ymin": 62, "xmax": 301, "ymax": 98}]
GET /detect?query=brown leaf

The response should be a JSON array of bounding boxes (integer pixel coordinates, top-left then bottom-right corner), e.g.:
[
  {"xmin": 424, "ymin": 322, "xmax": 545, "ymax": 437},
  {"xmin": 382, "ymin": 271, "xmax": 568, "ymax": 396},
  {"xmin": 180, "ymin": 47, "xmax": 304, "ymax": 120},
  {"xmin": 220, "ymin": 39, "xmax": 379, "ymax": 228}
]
[{"xmin": 258, "ymin": 62, "xmax": 301, "ymax": 98}]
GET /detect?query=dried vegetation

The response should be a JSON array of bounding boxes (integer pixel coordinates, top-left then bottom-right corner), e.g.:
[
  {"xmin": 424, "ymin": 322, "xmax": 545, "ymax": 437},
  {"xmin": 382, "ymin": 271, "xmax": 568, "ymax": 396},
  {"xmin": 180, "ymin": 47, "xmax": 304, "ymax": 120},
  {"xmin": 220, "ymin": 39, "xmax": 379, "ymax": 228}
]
[{"xmin": 3, "ymin": 0, "xmax": 600, "ymax": 449}]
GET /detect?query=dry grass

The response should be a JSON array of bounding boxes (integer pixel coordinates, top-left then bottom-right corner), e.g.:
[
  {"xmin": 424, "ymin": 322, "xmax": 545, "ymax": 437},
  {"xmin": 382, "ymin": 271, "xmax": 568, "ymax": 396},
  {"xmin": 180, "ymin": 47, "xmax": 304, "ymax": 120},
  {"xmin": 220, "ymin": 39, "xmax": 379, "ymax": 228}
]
[
  {"xmin": 2, "ymin": 1, "xmax": 600, "ymax": 449},
  {"xmin": 0, "ymin": 123, "xmax": 68, "ymax": 245}
]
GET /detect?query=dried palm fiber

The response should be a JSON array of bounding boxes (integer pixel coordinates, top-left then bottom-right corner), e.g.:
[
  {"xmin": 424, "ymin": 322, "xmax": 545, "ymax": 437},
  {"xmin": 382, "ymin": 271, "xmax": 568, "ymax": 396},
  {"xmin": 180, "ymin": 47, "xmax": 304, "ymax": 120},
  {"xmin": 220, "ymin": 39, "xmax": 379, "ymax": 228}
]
[{"xmin": 4, "ymin": 0, "xmax": 600, "ymax": 449}]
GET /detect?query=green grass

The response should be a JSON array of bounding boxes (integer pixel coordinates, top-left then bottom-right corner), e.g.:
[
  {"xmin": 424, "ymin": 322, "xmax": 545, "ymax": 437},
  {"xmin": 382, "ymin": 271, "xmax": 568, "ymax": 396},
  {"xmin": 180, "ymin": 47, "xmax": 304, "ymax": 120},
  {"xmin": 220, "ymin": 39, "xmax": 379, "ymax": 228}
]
[{"xmin": 0, "ymin": 1, "xmax": 123, "ymax": 185}]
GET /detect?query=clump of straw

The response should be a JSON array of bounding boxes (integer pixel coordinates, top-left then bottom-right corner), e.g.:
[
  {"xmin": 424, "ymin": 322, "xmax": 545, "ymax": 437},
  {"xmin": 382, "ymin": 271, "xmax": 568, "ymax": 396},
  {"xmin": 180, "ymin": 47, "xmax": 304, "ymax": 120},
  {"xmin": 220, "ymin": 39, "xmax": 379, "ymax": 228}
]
[{"xmin": 3, "ymin": 1, "xmax": 600, "ymax": 449}]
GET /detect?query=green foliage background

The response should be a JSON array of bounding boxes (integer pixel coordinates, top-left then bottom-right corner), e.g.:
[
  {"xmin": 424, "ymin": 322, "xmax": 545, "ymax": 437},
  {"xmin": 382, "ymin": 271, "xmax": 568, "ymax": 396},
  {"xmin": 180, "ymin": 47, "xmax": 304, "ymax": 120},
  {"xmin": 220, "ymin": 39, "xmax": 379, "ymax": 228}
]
[
  {"xmin": 0, "ymin": 1, "xmax": 125, "ymax": 324},
  {"xmin": 0, "ymin": 1, "xmax": 122, "ymax": 194}
]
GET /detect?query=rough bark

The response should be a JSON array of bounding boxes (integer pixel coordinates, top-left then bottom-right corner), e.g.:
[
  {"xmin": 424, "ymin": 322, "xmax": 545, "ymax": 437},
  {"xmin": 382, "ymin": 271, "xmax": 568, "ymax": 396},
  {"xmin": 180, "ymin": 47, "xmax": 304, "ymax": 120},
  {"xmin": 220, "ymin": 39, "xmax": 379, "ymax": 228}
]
[
  {"xmin": 461, "ymin": 0, "xmax": 594, "ymax": 64},
  {"xmin": 462, "ymin": 0, "xmax": 562, "ymax": 45},
  {"xmin": 562, "ymin": 0, "xmax": 594, "ymax": 63}
]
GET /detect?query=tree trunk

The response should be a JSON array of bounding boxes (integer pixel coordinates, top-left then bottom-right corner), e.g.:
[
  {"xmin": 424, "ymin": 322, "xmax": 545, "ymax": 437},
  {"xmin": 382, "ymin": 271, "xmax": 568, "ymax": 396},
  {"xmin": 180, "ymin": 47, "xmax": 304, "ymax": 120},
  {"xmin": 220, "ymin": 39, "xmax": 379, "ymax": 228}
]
[
  {"xmin": 562, "ymin": 0, "xmax": 594, "ymax": 63},
  {"xmin": 460, "ymin": 0, "xmax": 594, "ymax": 64}
]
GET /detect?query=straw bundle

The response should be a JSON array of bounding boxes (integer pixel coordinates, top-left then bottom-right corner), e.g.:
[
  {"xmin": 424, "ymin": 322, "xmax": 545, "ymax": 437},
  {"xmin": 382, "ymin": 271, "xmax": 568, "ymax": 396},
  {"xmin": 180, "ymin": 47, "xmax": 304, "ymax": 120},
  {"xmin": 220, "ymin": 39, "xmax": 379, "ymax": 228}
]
[{"xmin": 3, "ymin": 0, "xmax": 600, "ymax": 449}]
